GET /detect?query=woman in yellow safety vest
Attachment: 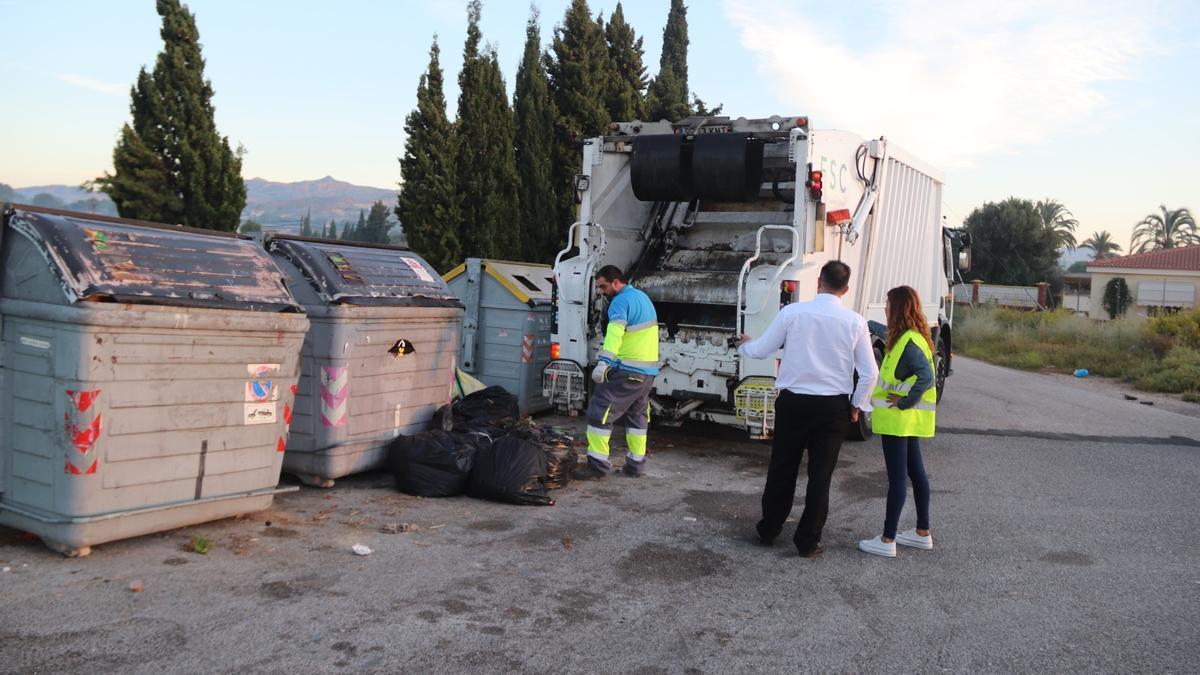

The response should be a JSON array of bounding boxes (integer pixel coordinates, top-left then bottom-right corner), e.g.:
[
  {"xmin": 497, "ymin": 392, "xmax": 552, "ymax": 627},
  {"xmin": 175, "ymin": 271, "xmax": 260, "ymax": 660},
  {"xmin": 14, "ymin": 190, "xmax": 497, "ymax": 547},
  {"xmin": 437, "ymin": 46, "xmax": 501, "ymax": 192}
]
[{"xmin": 859, "ymin": 285, "xmax": 937, "ymax": 558}]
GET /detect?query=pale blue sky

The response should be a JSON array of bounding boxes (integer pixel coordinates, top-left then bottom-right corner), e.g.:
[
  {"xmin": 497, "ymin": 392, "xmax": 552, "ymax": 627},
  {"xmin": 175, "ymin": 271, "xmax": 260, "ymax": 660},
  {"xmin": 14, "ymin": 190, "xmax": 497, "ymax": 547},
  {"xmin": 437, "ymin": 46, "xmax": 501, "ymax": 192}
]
[{"xmin": 1, "ymin": 0, "xmax": 1196, "ymax": 250}]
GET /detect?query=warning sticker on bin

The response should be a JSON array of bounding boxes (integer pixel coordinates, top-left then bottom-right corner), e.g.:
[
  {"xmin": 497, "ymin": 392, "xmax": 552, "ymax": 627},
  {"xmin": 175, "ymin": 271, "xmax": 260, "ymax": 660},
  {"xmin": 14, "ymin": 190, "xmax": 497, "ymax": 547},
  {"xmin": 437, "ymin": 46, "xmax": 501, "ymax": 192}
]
[
  {"xmin": 402, "ymin": 257, "xmax": 435, "ymax": 283},
  {"xmin": 244, "ymin": 363, "xmax": 280, "ymax": 425}
]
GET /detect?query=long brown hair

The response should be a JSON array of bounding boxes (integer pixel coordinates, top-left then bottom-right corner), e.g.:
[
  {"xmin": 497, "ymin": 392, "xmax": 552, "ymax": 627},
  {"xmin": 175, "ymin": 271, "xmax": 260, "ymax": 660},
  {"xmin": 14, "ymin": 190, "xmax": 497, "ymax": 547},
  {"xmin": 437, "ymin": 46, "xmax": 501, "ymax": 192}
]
[{"xmin": 885, "ymin": 286, "xmax": 934, "ymax": 354}]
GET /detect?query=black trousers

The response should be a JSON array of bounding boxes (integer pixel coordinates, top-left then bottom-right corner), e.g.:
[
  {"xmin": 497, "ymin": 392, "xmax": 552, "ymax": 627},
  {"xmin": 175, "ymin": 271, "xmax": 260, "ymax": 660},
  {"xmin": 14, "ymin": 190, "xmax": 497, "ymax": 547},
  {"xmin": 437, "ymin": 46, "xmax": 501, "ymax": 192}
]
[{"xmin": 756, "ymin": 391, "xmax": 851, "ymax": 553}]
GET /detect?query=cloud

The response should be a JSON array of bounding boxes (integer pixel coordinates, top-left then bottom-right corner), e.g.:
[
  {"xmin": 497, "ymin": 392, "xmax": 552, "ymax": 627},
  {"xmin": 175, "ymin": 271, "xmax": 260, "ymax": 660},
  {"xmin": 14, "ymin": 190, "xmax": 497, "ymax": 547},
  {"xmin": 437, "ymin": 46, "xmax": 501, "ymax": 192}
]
[
  {"xmin": 724, "ymin": 0, "xmax": 1161, "ymax": 168},
  {"xmin": 57, "ymin": 74, "xmax": 125, "ymax": 96}
]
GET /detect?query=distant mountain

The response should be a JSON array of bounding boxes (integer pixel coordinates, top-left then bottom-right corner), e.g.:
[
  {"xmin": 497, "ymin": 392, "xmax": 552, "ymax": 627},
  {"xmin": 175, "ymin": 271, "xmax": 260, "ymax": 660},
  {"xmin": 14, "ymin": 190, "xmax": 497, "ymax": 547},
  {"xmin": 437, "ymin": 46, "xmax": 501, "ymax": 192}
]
[
  {"xmin": 6, "ymin": 184, "xmax": 118, "ymax": 216},
  {"xmin": 13, "ymin": 184, "xmax": 100, "ymax": 204},
  {"xmin": 243, "ymin": 176, "xmax": 398, "ymax": 232},
  {"xmin": 1059, "ymin": 247, "xmax": 1093, "ymax": 269},
  {"xmin": 6, "ymin": 176, "xmax": 399, "ymax": 234}
]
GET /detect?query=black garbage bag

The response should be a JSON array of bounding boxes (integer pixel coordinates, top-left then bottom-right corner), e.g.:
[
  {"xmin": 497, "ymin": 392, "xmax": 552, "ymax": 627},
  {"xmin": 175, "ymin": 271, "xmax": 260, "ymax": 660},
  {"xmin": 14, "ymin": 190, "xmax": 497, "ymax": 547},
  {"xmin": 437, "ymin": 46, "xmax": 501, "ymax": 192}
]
[
  {"xmin": 453, "ymin": 386, "xmax": 519, "ymax": 429},
  {"xmin": 467, "ymin": 435, "xmax": 554, "ymax": 506},
  {"xmin": 388, "ymin": 430, "xmax": 488, "ymax": 497},
  {"xmin": 497, "ymin": 419, "xmax": 577, "ymax": 490},
  {"xmin": 543, "ymin": 443, "xmax": 578, "ymax": 490},
  {"xmin": 432, "ymin": 404, "xmax": 454, "ymax": 432}
]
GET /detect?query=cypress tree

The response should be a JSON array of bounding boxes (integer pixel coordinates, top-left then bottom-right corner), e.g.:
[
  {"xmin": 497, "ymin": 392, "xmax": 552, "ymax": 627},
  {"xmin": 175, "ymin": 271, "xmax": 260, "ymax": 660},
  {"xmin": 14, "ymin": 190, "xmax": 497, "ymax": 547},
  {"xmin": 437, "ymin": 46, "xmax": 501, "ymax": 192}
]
[
  {"xmin": 546, "ymin": 0, "xmax": 610, "ymax": 228},
  {"xmin": 353, "ymin": 209, "xmax": 367, "ymax": 242},
  {"xmin": 300, "ymin": 208, "xmax": 312, "ymax": 236},
  {"xmin": 454, "ymin": 0, "xmax": 520, "ymax": 260},
  {"xmin": 365, "ymin": 201, "xmax": 390, "ymax": 244},
  {"xmin": 646, "ymin": 0, "xmax": 691, "ymax": 122},
  {"xmin": 603, "ymin": 3, "xmax": 647, "ymax": 121},
  {"xmin": 93, "ymin": 0, "xmax": 245, "ymax": 230},
  {"xmin": 513, "ymin": 8, "xmax": 559, "ymax": 263},
  {"xmin": 397, "ymin": 38, "xmax": 461, "ymax": 272}
]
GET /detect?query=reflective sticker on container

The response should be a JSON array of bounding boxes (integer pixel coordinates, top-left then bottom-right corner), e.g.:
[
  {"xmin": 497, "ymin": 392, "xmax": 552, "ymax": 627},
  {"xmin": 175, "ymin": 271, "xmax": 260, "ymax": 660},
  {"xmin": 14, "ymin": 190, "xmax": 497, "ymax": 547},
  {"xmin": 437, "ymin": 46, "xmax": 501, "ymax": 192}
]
[
  {"xmin": 67, "ymin": 415, "xmax": 103, "ymax": 453},
  {"xmin": 65, "ymin": 459, "xmax": 98, "ymax": 475},
  {"xmin": 276, "ymin": 437, "xmax": 287, "ymax": 453},
  {"xmin": 20, "ymin": 336, "xmax": 51, "ymax": 350},
  {"xmin": 321, "ymin": 366, "xmax": 349, "ymax": 427},
  {"xmin": 521, "ymin": 335, "xmax": 534, "ymax": 363},
  {"xmin": 64, "ymin": 389, "xmax": 102, "ymax": 475},
  {"xmin": 66, "ymin": 389, "xmax": 101, "ymax": 413},
  {"xmin": 402, "ymin": 257, "xmax": 435, "ymax": 283}
]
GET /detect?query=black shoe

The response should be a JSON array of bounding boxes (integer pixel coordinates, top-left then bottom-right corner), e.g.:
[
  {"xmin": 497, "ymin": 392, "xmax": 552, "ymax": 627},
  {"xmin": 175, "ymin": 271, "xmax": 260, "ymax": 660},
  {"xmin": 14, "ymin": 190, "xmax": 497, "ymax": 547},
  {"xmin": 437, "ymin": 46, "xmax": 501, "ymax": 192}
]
[
  {"xmin": 572, "ymin": 462, "xmax": 608, "ymax": 481},
  {"xmin": 755, "ymin": 522, "xmax": 778, "ymax": 546},
  {"xmin": 796, "ymin": 543, "xmax": 824, "ymax": 559},
  {"xmin": 620, "ymin": 461, "xmax": 645, "ymax": 477}
]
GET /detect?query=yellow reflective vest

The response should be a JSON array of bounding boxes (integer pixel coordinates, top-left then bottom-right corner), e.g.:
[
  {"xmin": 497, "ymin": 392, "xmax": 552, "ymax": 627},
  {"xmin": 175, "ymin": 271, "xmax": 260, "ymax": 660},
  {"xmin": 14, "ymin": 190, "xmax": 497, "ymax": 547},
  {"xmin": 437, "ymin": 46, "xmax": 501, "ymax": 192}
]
[{"xmin": 871, "ymin": 329, "xmax": 937, "ymax": 438}]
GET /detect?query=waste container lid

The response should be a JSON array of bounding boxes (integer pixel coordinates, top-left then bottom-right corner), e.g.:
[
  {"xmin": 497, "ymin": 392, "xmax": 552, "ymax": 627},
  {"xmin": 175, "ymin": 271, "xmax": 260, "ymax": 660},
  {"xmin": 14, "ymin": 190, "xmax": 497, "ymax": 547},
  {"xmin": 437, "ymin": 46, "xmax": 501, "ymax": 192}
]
[
  {"xmin": 3, "ymin": 205, "xmax": 301, "ymax": 312},
  {"xmin": 443, "ymin": 259, "xmax": 555, "ymax": 306},
  {"xmin": 266, "ymin": 236, "xmax": 461, "ymax": 308}
]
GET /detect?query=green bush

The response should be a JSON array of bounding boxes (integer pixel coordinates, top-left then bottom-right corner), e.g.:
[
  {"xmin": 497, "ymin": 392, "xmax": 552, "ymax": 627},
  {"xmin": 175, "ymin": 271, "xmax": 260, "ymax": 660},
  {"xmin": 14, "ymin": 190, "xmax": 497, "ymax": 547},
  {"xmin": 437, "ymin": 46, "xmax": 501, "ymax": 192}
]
[
  {"xmin": 1134, "ymin": 348, "xmax": 1200, "ymax": 393},
  {"xmin": 1146, "ymin": 309, "xmax": 1200, "ymax": 351}
]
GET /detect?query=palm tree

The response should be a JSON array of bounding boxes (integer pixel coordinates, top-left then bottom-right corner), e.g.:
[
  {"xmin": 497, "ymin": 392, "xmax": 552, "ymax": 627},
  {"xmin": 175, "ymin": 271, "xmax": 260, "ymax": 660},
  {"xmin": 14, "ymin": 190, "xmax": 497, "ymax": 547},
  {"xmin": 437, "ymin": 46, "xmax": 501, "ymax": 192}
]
[
  {"xmin": 1130, "ymin": 205, "xmax": 1198, "ymax": 253},
  {"xmin": 1080, "ymin": 230, "xmax": 1122, "ymax": 259},
  {"xmin": 1036, "ymin": 199, "xmax": 1079, "ymax": 252}
]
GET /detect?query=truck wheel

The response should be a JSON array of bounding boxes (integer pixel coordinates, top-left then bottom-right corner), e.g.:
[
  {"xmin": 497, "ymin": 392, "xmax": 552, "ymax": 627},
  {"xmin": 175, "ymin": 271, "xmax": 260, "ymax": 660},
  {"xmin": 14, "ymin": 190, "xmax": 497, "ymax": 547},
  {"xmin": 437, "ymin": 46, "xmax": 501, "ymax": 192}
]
[
  {"xmin": 935, "ymin": 335, "xmax": 949, "ymax": 403},
  {"xmin": 846, "ymin": 342, "xmax": 884, "ymax": 442}
]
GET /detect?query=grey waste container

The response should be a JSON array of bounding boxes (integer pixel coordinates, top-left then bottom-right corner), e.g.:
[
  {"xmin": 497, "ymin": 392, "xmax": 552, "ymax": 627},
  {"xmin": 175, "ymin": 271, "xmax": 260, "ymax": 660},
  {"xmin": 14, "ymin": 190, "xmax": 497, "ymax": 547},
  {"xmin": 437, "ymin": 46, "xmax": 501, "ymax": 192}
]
[
  {"xmin": 443, "ymin": 258, "xmax": 554, "ymax": 414},
  {"xmin": 0, "ymin": 205, "xmax": 309, "ymax": 556},
  {"xmin": 266, "ymin": 236, "xmax": 463, "ymax": 487}
]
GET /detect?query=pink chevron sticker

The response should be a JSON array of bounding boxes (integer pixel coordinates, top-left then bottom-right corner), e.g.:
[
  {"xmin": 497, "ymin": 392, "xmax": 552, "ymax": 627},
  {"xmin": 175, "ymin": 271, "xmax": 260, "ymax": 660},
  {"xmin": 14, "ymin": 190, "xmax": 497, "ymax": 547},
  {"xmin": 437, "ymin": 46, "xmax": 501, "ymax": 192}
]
[{"xmin": 320, "ymin": 366, "xmax": 349, "ymax": 427}]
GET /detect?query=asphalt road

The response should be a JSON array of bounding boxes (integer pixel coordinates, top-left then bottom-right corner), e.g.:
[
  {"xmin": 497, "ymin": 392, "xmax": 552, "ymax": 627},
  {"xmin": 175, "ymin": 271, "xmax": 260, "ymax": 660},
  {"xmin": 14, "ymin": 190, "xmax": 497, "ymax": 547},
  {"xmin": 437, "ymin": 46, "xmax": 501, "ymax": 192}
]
[{"xmin": 2, "ymin": 356, "xmax": 1198, "ymax": 673}]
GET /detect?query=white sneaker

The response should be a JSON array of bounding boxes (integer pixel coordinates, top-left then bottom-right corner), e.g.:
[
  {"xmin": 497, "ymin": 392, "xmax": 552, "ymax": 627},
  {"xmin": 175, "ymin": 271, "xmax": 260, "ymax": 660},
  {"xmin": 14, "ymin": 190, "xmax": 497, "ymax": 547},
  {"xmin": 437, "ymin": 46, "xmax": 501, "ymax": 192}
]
[
  {"xmin": 858, "ymin": 536, "xmax": 897, "ymax": 558},
  {"xmin": 895, "ymin": 529, "xmax": 933, "ymax": 550}
]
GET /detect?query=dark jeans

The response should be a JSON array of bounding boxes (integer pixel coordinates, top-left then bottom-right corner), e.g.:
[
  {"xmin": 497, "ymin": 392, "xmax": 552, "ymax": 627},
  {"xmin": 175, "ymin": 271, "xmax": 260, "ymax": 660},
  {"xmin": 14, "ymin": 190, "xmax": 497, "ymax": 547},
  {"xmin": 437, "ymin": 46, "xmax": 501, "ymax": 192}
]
[
  {"xmin": 757, "ymin": 391, "xmax": 851, "ymax": 554},
  {"xmin": 881, "ymin": 434, "xmax": 931, "ymax": 539}
]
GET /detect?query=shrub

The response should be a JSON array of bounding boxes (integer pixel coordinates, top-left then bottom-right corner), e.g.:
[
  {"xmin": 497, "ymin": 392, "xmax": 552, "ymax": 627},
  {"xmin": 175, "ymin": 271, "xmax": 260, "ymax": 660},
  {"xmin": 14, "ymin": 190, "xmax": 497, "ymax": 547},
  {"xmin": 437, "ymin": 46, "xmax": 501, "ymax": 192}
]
[
  {"xmin": 1146, "ymin": 309, "xmax": 1200, "ymax": 351},
  {"xmin": 1133, "ymin": 348, "xmax": 1200, "ymax": 393}
]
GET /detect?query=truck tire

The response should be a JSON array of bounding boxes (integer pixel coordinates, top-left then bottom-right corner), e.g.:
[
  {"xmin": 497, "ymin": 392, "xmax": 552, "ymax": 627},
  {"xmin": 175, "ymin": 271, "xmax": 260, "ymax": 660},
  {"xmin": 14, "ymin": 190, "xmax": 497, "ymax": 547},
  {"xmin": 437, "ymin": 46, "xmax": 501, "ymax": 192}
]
[
  {"xmin": 846, "ymin": 342, "xmax": 884, "ymax": 442},
  {"xmin": 935, "ymin": 335, "xmax": 949, "ymax": 403}
]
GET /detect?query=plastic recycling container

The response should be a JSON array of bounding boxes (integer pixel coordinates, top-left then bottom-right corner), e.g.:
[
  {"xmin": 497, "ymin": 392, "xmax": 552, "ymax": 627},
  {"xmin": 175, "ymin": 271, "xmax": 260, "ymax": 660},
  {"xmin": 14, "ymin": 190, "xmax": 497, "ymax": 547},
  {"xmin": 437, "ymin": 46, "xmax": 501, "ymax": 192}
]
[
  {"xmin": 0, "ymin": 205, "xmax": 308, "ymax": 556},
  {"xmin": 443, "ymin": 258, "xmax": 554, "ymax": 414},
  {"xmin": 265, "ymin": 236, "xmax": 463, "ymax": 487}
]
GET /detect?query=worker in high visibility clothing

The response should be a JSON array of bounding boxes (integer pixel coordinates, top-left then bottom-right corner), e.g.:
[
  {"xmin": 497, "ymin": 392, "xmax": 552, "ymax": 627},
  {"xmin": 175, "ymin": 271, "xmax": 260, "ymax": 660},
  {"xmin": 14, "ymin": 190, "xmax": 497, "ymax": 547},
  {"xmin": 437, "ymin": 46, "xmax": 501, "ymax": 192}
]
[
  {"xmin": 573, "ymin": 264, "xmax": 659, "ymax": 480},
  {"xmin": 858, "ymin": 285, "xmax": 938, "ymax": 558}
]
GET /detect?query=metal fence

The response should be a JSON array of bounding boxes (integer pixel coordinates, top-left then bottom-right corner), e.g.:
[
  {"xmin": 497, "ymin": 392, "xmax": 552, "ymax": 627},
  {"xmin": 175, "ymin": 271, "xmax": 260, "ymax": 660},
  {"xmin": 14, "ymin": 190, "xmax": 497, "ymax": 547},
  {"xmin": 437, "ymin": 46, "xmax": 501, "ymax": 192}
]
[{"xmin": 953, "ymin": 282, "xmax": 1045, "ymax": 310}]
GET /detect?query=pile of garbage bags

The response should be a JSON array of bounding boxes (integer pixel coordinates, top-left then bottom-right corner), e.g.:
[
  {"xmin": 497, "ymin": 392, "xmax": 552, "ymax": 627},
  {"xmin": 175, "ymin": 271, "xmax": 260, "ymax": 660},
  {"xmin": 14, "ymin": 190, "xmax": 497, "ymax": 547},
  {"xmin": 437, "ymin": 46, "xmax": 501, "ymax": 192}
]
[{"xmin": 388, "ymin": 386, "xmax": 578, "ymax": 506}]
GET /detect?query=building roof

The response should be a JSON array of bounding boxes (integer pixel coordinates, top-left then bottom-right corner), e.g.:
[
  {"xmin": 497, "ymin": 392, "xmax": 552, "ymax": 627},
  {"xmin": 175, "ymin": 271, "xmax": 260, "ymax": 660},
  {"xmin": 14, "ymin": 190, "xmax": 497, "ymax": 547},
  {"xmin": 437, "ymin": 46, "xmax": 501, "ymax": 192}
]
[{"xmin": 1087, "ymin": 244, "xmax": 1200, "ymax": 272}]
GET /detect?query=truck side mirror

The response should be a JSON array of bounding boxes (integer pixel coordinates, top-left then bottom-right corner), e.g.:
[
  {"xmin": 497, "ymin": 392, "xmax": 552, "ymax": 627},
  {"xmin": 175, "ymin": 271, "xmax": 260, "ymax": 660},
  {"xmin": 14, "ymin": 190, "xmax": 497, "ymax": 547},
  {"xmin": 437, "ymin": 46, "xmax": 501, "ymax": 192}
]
[{"xmin": 958, "ymin": 247, "xmax": 972, "ymax": 273}]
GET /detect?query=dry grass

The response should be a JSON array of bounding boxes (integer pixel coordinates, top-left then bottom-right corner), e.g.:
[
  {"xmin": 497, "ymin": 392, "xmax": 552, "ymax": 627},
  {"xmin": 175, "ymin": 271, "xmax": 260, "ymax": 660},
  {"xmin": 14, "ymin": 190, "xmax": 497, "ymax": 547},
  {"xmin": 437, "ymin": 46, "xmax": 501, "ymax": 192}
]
[{"xmin": 956, "ymin": 307, "xmax": 1200, "ymax": 401}]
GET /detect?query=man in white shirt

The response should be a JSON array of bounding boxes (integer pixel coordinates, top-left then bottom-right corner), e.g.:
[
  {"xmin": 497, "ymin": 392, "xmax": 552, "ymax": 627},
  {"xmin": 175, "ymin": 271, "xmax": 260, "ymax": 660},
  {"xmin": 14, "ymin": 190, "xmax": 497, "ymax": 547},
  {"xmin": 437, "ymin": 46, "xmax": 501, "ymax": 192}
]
[{"xmin": 736, "ymin": 260, "xmax": 878, "ymax": 558}]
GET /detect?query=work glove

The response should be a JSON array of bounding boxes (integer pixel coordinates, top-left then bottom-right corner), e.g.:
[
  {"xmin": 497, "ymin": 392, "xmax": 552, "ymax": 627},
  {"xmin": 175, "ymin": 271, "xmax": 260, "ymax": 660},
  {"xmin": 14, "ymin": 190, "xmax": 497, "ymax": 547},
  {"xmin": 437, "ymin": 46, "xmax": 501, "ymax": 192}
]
[{"xmin": 591, "ymin": 362, "xmax": 610, "ymax": 384}]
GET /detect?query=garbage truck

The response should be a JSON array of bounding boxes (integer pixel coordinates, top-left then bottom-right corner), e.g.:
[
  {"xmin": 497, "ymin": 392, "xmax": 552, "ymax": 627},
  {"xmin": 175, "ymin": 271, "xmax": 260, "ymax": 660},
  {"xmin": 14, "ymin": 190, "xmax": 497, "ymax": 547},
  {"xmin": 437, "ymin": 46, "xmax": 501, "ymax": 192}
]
[{"xmin": 542, "ymin": 115, "xmax": 972, "ymax": 440}]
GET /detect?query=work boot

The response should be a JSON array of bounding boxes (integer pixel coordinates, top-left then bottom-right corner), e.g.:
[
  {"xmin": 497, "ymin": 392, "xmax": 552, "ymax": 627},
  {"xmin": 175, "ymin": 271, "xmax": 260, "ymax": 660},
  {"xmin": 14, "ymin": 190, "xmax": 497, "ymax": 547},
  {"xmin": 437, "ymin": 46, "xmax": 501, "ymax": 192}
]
[
  {"xmin": 620, "ymin": 459, "xmax": 645, "ymax": 477},
  {"xmin": 572, "ymin": 461, "xmax": 609, "ymax": 481}
]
